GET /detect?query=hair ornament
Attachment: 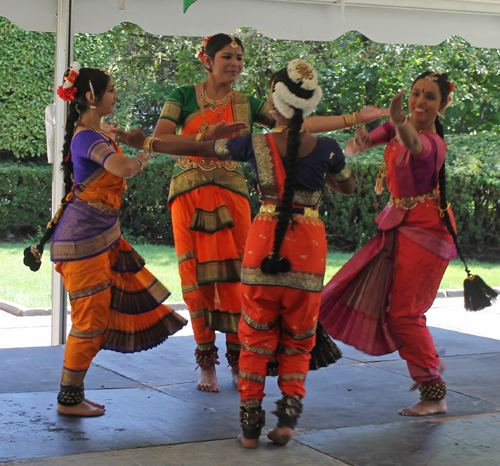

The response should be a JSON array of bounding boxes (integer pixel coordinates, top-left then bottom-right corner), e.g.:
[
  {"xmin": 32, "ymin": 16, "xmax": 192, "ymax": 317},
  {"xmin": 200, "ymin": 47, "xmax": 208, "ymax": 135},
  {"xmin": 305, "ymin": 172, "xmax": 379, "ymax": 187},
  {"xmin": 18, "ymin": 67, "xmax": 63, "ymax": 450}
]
[
  {"xmin": 272, "ymin": 82, "xmax": 322, "ymax": 119},
  {"xmin": 227, "ymin": 34, "xmax": 238, "ymax": 48},
  {"xmin": 57, "ymin": 61, "xmax": 81, "ymax": 101},
  {"xmin": 424, "ymin": 71, "xmax": 443, "ymax": 82},
  {"xmin": 287, "ymin": 59, "xmax": 318, "ymax": 91},
  {"xmin": 198, "ymin": 35, "xmax": 212, "ymax": 63}
]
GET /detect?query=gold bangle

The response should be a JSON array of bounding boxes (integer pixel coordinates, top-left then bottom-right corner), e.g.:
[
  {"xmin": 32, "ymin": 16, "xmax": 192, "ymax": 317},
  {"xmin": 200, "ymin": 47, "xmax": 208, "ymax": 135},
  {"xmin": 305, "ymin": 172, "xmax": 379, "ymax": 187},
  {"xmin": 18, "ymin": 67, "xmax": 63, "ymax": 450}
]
[
  {"xmin": 143, "ymin": 136, "xmax": 160, "ymax": 154},
  {"xmin": 343, "ymin": 112, "xmax": 360, "ymax": 129},
  {"xmin": 195, "ymin": 132, "xmax": 204, "ymax": 143}
]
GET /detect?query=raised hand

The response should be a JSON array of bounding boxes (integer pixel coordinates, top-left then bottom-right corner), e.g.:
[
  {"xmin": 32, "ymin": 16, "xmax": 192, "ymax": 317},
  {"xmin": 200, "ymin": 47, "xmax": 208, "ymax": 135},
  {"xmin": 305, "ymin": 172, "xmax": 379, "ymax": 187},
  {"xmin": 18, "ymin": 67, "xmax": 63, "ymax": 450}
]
[
  {"xmin": 113, "ymin": 128, "xmax": 147, "ymax": 150},
  {"xmin": 359, "ymin": 105, "xmax": 390, "ymax": 124},
  {"xmin": 203, "ymin": 121, "xmax": 249, "ymax": 141},
  {"xmin": 389, "ymin": 91, "xmax": 406, "ymax": 126}
]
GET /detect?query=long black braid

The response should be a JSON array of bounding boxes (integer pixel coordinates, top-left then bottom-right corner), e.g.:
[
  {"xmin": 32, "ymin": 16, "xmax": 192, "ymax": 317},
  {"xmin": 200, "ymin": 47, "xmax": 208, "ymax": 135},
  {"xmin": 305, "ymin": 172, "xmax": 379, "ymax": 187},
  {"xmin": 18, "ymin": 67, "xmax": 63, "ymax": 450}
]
[
  {"xmin": 261, "ymin": 68, "xmax": 314, "ymax": 274},
  {"xmin": 23, "ymin": 66, "xmax": 110, "ymax": 271}
]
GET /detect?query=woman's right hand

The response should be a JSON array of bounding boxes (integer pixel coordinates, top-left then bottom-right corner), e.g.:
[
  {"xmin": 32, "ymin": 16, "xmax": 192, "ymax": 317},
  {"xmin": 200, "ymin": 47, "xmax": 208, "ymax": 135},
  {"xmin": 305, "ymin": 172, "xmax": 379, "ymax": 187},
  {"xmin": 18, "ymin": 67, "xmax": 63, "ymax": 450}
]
[
  {"xmin": 113, "ymin": 129, "xmax": 147, "ymax": 150},
  {"xmin": 203, "ymin": 121, "xmax": 249, "ymax": 141},
  {"xmin": 353, "ymin": 127, "xmax": 372, "ymax": 151}
]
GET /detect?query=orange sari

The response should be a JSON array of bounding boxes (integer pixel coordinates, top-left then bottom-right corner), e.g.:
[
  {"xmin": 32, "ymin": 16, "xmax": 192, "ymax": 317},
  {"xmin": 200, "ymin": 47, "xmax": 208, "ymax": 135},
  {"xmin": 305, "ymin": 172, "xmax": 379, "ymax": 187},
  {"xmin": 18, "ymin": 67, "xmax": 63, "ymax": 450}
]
[
  {"xmin": 52, "ymin": 132, "xmax": 187, "ymax": 388},
  {"xmin": 169, "ymin": 100, "xmax": 250, "ymax": 356}
]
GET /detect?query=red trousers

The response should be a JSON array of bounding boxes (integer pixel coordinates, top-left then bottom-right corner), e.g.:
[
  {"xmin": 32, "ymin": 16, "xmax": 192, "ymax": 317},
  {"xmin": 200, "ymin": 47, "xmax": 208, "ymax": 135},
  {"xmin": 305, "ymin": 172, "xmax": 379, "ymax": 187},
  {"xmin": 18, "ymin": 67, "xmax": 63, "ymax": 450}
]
[{"xmin": 238, "ymin": 284, "xmax": 321, "ymax": 403}]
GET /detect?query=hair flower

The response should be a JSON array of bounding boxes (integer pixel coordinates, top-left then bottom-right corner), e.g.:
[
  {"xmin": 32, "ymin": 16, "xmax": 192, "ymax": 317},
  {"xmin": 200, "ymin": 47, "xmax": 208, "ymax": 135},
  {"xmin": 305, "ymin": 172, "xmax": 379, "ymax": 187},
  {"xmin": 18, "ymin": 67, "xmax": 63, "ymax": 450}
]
[
  {"xmin": 57, "ymin": 61, "xmax": 81, "ymax": 102},
  {"xmin": 198, "ymin": 35, "xmax": 213, "ymax": 63},
  {"xmin": 449, "ymin": 82, "xmax": 455, "ymax": 92},
  {"xmin": 287, "ymin": 59, "xmax": 318, "ymax": 91}
]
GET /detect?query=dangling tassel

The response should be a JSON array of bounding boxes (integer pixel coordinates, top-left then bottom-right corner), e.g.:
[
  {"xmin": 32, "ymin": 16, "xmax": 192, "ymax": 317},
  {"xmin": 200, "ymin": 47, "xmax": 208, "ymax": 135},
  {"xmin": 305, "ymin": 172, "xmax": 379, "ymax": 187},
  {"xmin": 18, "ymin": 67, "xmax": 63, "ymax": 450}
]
[
  {"xmin": 464, "ymin": 273, "xmax": 498, "ymax": 312},
  {"xmin": 23, "ymin": 244, "xmax": 44, "ymax": 272}
]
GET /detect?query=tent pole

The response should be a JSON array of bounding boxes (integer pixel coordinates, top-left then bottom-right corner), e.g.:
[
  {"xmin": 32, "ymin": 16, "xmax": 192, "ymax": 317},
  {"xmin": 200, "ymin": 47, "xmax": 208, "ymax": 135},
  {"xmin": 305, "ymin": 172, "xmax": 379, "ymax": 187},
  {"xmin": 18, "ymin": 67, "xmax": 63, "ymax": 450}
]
[{"xmin": 50, "ymin": 0, "xmax": 73, "ymax": 346}]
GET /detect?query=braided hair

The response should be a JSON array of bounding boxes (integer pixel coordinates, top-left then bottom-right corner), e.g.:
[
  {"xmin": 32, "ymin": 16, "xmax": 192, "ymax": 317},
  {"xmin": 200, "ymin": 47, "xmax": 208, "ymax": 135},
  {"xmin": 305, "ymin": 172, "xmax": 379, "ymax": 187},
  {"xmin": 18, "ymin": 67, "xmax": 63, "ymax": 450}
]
[
  {"xmin": 23, "ymin": 66, "xmax": 110, "ymax": 271},
  {"xmin": 261, "ymin": 62, "xmax": 322, "ymax": 274}
]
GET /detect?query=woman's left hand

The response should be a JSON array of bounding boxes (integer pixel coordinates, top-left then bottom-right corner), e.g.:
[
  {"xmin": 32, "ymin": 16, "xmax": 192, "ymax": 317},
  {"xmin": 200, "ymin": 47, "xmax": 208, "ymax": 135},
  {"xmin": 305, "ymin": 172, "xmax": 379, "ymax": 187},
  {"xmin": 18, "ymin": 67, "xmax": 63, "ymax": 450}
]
[
  {"xmin": 359, "ymin": 105, "xmax": 390, "ymax": 124},
  {"xmin": 113, "ymin": 129, "xmax": 147, "ymax": 150}
]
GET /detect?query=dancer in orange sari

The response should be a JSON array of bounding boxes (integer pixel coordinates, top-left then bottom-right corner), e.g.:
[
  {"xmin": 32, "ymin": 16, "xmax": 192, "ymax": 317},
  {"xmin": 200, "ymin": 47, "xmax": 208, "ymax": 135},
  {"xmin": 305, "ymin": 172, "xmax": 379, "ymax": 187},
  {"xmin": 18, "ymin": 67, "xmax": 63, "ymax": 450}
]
[
  {"xmin": 320, "ymin": 71, "xmax": 460, "ymax": 416},
  {"xmin": 116, "ymin": 59, "xmax": 356, "ymax": 448},
  {"xmin": 153, "ymin": 33, "xmax": 388, "ymax": 392},
  {"xmin": 25, "ymin": 63, "xmax": 187, "ymax": 417}
]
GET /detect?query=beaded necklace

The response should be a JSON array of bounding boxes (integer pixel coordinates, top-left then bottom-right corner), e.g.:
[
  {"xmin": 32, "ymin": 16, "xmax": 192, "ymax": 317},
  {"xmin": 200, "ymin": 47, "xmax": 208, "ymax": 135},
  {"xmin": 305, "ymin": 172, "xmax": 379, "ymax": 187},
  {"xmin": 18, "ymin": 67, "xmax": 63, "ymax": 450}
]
[{"xmin": 198, "ymin": 82, "xmax": 233, "ymax": 134}]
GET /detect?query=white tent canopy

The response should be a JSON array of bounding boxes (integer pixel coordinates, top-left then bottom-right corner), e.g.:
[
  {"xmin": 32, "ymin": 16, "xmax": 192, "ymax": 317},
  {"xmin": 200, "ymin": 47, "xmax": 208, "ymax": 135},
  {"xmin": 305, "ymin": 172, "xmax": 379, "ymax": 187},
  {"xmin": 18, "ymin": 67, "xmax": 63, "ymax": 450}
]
[
  {"xmin": 2, "ymin": 0, "xmax": 500, "ymax": 47},
  {"xmin": 1, "ymin": 0, "xmax": 499, "ymax": 345}
]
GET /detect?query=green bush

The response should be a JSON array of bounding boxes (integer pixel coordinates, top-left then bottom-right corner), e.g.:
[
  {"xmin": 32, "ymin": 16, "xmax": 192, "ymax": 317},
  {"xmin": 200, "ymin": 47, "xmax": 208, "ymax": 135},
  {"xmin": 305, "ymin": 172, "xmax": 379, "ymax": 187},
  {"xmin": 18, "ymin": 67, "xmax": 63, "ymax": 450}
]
[{"xmin": 1, "ymin": 134, "xmax": 499, "ymax": 259}]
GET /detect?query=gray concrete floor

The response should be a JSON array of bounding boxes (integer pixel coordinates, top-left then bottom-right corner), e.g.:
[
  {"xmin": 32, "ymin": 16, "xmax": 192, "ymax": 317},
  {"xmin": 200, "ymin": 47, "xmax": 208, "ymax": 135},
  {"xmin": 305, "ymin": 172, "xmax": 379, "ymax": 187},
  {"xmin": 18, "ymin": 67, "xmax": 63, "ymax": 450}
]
[{"xmin": 0, "ymin": 297, "xmax": 499, "ymax": 466}]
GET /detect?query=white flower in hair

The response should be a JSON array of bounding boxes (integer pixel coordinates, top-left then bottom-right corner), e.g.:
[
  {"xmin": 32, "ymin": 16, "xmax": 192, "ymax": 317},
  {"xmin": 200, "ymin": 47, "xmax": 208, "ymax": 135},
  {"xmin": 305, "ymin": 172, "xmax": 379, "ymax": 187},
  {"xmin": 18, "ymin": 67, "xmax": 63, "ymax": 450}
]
[
  {"xmin": 272, "ymin": 82, "xmax": 323, "ymax": 118},
  {"xmin": 287, "ymin": 59, "xmax": 318, "ymax": 91}
]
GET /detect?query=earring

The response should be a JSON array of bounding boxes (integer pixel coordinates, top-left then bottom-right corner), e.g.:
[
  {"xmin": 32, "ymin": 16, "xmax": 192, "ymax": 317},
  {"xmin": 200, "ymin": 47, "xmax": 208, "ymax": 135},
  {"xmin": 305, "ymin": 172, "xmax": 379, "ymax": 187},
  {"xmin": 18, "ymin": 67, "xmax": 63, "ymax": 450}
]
[{"xmin": 89, "ymin": 104, "xmax": 97, "ymax": 109}]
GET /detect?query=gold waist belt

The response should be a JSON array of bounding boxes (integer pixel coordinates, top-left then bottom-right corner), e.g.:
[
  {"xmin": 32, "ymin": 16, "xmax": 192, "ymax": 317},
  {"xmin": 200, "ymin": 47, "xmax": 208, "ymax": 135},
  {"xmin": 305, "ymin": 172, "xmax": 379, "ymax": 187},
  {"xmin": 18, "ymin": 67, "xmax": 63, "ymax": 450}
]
[
  {"xmin": 176, "ymin": 158, "xmax": 240, "ymax": 171},
  {"xmin": 260, "ymin": 204, "xmax": 319, "ymax": 219},
  {"xmin": 388, "ymin": 189, "xmax": 438, "ymax": 210},
  {"xmin": 84, "ymin": 200, "xmax": 119, "ymax": 214}
]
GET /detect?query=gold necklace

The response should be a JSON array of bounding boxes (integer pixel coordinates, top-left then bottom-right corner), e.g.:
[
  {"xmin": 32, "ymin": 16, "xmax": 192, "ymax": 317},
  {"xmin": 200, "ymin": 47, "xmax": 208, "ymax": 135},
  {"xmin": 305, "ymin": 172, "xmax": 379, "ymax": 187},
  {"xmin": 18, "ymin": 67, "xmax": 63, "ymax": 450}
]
[
  {"xmin": 198, "ymin": 83, "xmax": 233, "ymax": 134},
  {"xmin": 375, "ymin": 123, "xmax": 435, "ymax": 195},
  {"xmin": 77, "ymin": 122, "xmax": 112, "ymax": 141},
  {"xmin": 272, "ymin": 126, "xmax": 307, "ymax": 133},
  {"xmin": 200, "ymin": 82, "xmax": 233, "ymax": 112}
]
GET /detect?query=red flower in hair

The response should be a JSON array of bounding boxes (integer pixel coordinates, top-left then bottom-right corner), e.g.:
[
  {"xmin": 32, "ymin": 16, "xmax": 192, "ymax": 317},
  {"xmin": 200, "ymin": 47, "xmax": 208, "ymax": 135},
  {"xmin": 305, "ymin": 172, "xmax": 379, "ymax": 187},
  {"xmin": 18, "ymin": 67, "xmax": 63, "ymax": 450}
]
[
  {"xmin": 57, "ymin": 85, "xmax": 78, "ymax": 102},
  {"xmin": 198, "ymin": 35, "xmax": 213, "ymax": 63},
  {"xmin": 449, "ymin": 82, "xmax": 455, "ymax": 92}
]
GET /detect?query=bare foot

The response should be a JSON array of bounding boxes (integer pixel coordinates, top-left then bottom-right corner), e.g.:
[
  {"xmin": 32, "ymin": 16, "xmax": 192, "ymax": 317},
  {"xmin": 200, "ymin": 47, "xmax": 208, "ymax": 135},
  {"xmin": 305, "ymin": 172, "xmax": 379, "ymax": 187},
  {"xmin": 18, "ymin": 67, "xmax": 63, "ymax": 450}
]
[
  {"xmin": 57, "ymin": 400, "xmax": 105, "ymax": 417},
  {"xmin": 197, "ymin": 365, "xmax": 220, "ymax": 392},
  {"xmin": 237, "ymin": 433, "xmax": 259, "ymax": 449},
  {"xmin": 232, "ymin": 369, "xmax": 239, "ymax": 388},
  {"xmin": 267, "ymin": 426, "xmax": 293, "ymax": 446},
  {"xmin": 84, "ymin": 398, "xmax": 105, "ymax": 409},
  {"xmin": 399, "ymin": 399, "xmax": 447, "ymax": 416}
]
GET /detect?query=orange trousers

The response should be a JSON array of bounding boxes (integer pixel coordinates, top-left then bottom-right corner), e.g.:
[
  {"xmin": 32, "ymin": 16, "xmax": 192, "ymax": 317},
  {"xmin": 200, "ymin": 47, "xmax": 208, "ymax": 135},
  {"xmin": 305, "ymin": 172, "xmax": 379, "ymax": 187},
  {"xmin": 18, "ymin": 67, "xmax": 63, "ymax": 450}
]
[
  {"xmin": 171, "ymin": 185, "xmax": 251, "ymax": 351},
  {"xmin": 238, "ymin": 283, "xmax": 321, "ymax": 403}
]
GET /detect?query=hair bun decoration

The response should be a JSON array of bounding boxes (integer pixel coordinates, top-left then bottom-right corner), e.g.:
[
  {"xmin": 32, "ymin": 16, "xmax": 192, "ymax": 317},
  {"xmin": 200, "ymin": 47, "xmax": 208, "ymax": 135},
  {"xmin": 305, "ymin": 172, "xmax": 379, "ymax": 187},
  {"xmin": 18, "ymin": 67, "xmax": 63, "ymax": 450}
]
[
  {"xmin": 57, "ymin": 61, "xmax": 81, "ymax": 101},
  {"xmin": 272, "ymin": 59, "xmax": 323, "ymax": 119},
  {"xmin": 287, "ymin": 59, "xmax": 318, "ymax": 91},
  {"xmin": 198, "ymin": 35, "xmax": 213, "ymax": 63}
]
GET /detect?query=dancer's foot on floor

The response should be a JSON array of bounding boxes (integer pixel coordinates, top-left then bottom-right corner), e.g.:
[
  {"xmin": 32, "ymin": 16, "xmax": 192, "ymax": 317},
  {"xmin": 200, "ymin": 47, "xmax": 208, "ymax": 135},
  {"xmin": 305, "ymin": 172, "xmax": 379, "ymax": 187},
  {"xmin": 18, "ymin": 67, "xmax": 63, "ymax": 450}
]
[
  {"xmin": 267, "ymin": 426, "xmax": 293, "ymax": 446},
  {"xmin": 232, "ymin": 368, "xmax": 239, "ymax": 388},
  {"xmin": 58, "ymin": 400, "xmax": 105, "ymax": 417},
  {"xmin": 399, "ymin": 399, "xmax": 447, "ymax": 416},
  {"xmin": 237, "ymin": 433, "xmax": 259, "ymax": 449},
  {"xmin": 197, "ymin": 365, "xmax": 220, "ymax": 392},
  {"xmin": 84, "ymin": 398, "xmax": 105, "ymax": 409}
]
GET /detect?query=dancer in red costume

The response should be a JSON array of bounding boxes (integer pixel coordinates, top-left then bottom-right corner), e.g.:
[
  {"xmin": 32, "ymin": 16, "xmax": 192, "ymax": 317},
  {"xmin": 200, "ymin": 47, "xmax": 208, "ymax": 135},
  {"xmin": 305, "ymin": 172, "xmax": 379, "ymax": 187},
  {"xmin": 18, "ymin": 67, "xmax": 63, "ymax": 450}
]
[
  {"xmin": 115, "ymin": 59, "xmax": 358, "ymax": 447},
  {"xmin": 320, "ymin": 71, "xmax": 458, "ymax": 416}
]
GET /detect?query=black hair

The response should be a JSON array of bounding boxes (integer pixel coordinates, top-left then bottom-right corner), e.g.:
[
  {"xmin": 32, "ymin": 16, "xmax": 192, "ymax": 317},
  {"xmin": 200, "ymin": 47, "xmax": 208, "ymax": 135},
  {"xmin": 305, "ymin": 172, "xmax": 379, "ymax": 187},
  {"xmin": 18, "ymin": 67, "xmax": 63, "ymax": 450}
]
[
  {"xmin": 23, "ymin": 66, "xmax": 110, "ymax": 271},
  {"xmin": 61, "ymin": 68, "xmax": 110, "ymax": 196},
  {"xmin": 204, "ymin": 33, "xmax": 244, "ymax": 59},
  {"xmin": 260, "ymin": 68, "xmax": 314, "ymax": 275}
]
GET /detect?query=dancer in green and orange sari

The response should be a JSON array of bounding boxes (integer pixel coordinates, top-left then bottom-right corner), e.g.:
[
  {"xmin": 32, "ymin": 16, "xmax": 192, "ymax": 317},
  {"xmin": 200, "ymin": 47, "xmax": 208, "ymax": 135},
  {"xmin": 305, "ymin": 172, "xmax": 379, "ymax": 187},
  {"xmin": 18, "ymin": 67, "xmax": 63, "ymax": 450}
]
[
  {"xmin": 153, "ymin": 33, "xmax": 389, "ymax": 393},
  {"xmin": 24, "ymin": 63, "xmax": 187, "ymax": 417}
]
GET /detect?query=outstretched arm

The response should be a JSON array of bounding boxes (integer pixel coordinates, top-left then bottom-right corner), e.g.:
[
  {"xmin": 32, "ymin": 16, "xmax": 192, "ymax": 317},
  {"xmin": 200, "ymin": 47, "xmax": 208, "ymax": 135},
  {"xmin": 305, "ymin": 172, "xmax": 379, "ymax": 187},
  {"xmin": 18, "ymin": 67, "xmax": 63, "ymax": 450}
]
[
  {"xmin": 303, "ymin": 106, "xmax": 389, "ymax": 133},
  {"xmin": 389, "ymin": 90, "xmax": 423, "ymax": 155}
]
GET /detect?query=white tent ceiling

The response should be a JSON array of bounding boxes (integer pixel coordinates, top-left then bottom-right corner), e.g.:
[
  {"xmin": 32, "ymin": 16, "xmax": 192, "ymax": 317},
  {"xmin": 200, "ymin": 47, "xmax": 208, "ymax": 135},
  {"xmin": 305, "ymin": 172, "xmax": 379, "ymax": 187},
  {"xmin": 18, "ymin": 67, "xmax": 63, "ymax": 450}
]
[
  {"xmin": 1, "ymin": 0, "xmax": 499, "ymax": 345},
  {"xmin": 1, "ymin": 0, "xmax": 500, "ymax": 48}
]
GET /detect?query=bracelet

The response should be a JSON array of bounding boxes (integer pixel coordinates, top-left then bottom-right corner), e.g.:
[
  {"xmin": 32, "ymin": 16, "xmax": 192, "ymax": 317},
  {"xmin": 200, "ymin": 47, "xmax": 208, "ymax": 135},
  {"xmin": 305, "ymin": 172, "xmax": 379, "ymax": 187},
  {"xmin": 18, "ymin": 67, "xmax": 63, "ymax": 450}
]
[
  {"xmin": 143, "ymin": 136, "xmax": 160, "ymax": 154},
  {"xmin": 342, "ymin": 111, "xmax": 361, "ymax": 129},
  {"xmin": 133, "ymin": 157, "xmax": 143, "ymax": 171},
  {"xmin": 195, "ymin": 132, "xmax": 204, "ymax": 143}
]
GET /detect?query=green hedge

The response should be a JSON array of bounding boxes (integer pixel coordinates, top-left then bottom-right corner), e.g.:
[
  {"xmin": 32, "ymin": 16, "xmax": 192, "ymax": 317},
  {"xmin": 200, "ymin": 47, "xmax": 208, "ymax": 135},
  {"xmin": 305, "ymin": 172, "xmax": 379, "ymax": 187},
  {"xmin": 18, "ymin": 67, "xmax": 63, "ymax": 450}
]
[{"xmin": 1, "ymin": 134, "xmax": 499, "ymax": 259}]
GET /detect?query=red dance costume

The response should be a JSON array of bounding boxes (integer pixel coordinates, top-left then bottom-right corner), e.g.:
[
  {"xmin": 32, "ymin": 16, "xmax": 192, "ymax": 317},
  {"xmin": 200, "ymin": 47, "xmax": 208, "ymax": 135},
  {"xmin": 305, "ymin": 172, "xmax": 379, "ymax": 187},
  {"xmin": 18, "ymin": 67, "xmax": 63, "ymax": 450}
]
[{"xmin": 320, "ymin": 120, "xmax": 456, "ymax": 385}]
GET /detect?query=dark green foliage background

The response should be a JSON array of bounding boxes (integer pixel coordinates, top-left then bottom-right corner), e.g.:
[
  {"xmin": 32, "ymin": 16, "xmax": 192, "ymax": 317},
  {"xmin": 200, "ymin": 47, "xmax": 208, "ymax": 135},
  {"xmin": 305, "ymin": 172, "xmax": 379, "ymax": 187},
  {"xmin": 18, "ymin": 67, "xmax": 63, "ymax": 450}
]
[
  {"xmin": 1, "ymin": 18, "xmax": 499, "ymax": 258},
  {"xmin": 2, "ymin": 134, "xmax": 499, "ymax": 259}
]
